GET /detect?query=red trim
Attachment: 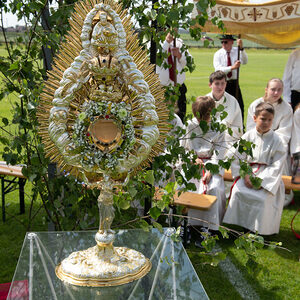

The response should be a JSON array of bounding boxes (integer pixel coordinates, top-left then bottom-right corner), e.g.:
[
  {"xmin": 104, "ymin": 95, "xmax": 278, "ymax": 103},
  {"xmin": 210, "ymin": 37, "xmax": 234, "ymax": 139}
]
[
  {"xmin": 291, "ymin": 209, "xmax": 300, "ymax": 239},
  {"xmin": 249, "ymin": 162, "xmax": 266, "ymax": 174},
  {"xmin": 198, "ymin": 157, "xmax": 211, "ymax": 195},
  {"xmin": 202, "ymin": 169, "xmax": 207, "ymax": 194},
  {"xmin": 228, "ymin": 176, "xmax": 240, "ymax": 202}
]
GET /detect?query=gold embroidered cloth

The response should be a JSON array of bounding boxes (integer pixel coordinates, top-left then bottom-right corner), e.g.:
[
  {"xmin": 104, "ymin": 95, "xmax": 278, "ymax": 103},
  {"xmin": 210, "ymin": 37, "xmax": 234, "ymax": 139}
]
[{"xmin": 193, "ymin": 0, "xmax": 300, "ymax": 48}]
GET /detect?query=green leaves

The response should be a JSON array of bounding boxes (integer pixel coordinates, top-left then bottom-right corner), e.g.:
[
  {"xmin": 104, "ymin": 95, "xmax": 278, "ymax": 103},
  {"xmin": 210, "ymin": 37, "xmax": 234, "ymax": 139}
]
[
  {"xmin": 199, "ymin": 120, "xmax": 209, "ymax": 135},
  {"xmin": 250, "ymin": 176, "xmax": 262, "ymax": 190},
  {"xmin": 149, "ymin": 206, "xmax": 161, "ymax": 220},
  {"xmin": 144, "ymin": 170, "xmax": 155, "ymax": 186}
]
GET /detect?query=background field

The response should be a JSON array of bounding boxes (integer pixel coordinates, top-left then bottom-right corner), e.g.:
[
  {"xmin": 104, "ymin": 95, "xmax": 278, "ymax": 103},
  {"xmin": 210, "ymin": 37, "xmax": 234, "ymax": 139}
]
[
  {"xmin": 0, "ymin": 45, "xmax": 299, "ymax": 299},
  {"xmin": 185, "ymin": 48, "xmax": 290, "ymax": 121}
]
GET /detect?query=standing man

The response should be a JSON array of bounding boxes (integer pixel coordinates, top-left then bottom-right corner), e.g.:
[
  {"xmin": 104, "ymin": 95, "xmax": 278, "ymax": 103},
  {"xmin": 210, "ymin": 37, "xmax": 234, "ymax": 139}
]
[
  {"xmin": 213, "ymin": 35, "xmax": 248, "ymax": 120},
  {"xmin": 156, "ymin": 32, "xmax": 192, "ymax": 122},
  {"xmin": 282, "ymin": 48, "xmax": 300, "ymax": 111}
]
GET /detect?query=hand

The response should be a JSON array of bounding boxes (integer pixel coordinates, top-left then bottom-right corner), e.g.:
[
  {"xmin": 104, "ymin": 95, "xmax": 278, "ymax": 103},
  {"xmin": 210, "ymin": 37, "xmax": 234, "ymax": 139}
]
[
  {"xmin": 203, "ymin": 171, "xmax": 212, "ymax": 184},
  {"xmin": 244, "ymin": 174, "xmax": 253, "ymax": 189},
  {"xmin": 166, "ymin": 33, "xmax": 173, "ymax": 44},
  {"xmin": 195, "ymin": 158, "xmax": 204, "ymax": 165},
  {"xmin": 232, "ymin": 60, "xmax": 241, "ymax": 70},
  {"xmin": 171, "ymin": 47, "xmax": 182, "ymax": 59},
  {"xmin": 237, "ymin": 39, "xmax": 243, "ymax": 48}
]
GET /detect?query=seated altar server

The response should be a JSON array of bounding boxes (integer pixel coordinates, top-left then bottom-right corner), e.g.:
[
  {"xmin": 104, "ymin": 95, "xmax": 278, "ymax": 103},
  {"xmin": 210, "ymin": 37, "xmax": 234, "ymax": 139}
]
[
  {"xmin": 223, "ymin": 102, "xmax": 286, "ymax": 235},
  {"xmin": 246, "ymin": 78, "xmax": 293, "ymax": 206},
  {"xmin": 182, "ymin": 96, "xmax": 227, "ymax": 242}
]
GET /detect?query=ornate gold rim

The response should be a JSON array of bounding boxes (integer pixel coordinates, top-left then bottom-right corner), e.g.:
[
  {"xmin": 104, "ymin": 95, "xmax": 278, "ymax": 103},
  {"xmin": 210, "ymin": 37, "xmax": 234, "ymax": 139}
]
[{"xmin": 55, "ymin": 259, "xmax": 151, "ymax": 287}]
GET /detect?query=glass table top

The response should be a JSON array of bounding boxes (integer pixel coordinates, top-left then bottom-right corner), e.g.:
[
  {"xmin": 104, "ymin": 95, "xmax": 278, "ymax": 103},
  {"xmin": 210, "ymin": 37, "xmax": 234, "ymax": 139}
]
[{"xmin": 7, "ymin": 228, "xmax": 208, "ymax": 300}]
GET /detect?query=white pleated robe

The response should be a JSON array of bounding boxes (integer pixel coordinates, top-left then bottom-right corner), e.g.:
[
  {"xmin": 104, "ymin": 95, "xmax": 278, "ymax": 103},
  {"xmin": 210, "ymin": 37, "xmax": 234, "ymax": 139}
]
[
  {"xmin": 223, "ymin": 128, "xmax": 286, "ymax": 235},
  {"xmin": 290, "ymin": 108, "xmax": 300, "ymax": 155},
  {"xmin": 182, "ymin": 118, "xmax": 227, "ymax": 230},
  {"xmin": 207, "ymin": 91, "xmax": 243, "ymax": 144},
  {"xmin": 247, "ymin": 97, "xmax": 293, "ymax": 205}
]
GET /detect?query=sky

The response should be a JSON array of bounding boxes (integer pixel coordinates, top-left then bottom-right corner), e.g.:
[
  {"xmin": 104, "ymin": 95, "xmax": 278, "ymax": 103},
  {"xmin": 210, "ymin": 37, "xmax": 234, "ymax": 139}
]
[{"xmin": 2, "ymin": 12, "xmax": 25, "ymax": 27}]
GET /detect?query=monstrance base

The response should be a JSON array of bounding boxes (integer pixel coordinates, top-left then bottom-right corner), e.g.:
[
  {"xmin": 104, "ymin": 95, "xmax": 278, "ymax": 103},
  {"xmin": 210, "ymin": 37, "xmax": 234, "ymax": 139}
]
[{"xmin": 56, "ymin": 244, "xmax": 151, "ymax": 287}]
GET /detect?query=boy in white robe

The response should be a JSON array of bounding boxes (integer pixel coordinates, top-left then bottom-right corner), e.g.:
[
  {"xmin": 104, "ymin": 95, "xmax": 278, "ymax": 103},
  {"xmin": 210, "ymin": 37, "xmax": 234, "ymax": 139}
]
[
  {"xmin": 246, "ymin": 78, "xmax": 293, "ymax": 206},
  {"xmin": 223, "ymin": 102, "xmax": 286, "ymax": 235},
  {"xmin": 182, "ymin": 96, "xmax": 227, "ymax": 245},
  {"xmin": 206, "ymin": 70, "xmax": 243, "ymax": 144}
]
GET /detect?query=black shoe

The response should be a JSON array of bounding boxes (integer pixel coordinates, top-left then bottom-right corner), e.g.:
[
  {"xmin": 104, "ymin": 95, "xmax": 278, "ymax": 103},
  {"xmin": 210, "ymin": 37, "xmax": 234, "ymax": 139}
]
[
  {"xmin": 194, "ymin": 228, "xmax": 211, "ymax": 248},
  {"xmin": 180, "ymin": 225, "xmax": 191, "ymax": 245},
  {"xmin": 194, "ymin": 235, "xmax": 205, "ymax": 248}
]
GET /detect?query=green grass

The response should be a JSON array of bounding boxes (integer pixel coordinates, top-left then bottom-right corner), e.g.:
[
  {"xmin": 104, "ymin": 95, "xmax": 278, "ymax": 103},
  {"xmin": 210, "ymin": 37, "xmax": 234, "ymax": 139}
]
[
  {"xmin": 190, "ymin": 197, "xmax": 300, "ymax": 300},
  {"xmin": 0, "ymin": 46, "xmax": 299, "ymax": 299},
  {"xmin": 0, "ymin": 190, "xmax": 47, "ymax": 283}
]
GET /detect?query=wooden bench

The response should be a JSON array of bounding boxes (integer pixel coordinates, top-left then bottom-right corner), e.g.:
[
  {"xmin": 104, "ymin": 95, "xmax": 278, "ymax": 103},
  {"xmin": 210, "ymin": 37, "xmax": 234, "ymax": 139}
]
[
  {"xmin": 0, "ymin": 162, "xmax": 26, "ymax": 222},
  {"xmin": 223, "ymin": 169, "xmax": 300, "ymax": 191},
  {"xmin": 154, "ymin": 188, "xmax": 217, "ymax": 210},
  {"xmin": 153, "ymin": 188, "xmax": 217, "ymax": 246}
]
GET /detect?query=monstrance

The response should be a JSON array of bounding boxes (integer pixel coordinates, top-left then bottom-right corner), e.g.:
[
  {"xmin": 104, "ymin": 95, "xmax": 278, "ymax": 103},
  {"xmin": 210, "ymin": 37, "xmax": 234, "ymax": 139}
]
[{"xmin": 37, "ymin": 0, "xmax": 169, "ymax": 287}]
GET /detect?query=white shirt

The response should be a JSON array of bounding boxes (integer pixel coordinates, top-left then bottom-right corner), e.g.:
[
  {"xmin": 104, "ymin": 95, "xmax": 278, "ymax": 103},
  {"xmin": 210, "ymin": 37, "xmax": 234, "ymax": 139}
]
[
  {"xmin": 282, "ymin": 48, "xmax": 300, "ymax": 103},
  {"xmin": 246, "ymin": 97, "xmax": 293, "ymax": 147},
  {"xmin": 213, "ymin": 47, "xmax": 248, "ymax": 80},
  {"xmin": 156, "ymin": 38, "xmax": 190, "ymax": 86},
  {"xmin": 291, "ymin": 108, "xmax": 300, "ymax": 155},
  {"xmin": 182, "ymin": 117, "xmax": 227, "ymax": 165},
  {"xmin": 206, "ymin": 91, "xmax": 243, "ymax": 141}
]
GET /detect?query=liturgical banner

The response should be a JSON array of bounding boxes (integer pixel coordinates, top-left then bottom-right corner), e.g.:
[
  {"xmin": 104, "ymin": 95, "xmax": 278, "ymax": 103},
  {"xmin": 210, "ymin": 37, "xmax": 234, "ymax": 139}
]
[{"xmin": 193, "ymin": 0, "xmax": 300, "ymax": 48}]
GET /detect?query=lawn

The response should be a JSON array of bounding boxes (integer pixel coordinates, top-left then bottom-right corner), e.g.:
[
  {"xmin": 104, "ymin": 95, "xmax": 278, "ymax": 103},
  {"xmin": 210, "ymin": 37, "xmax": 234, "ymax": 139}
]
[{"xmin": 0, "ymin": 46, "xmax": 299, "ymax": 299}]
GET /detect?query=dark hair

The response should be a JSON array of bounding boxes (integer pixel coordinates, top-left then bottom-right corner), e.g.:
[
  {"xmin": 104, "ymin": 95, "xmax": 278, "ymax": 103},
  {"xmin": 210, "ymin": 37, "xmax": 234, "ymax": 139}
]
[
  {"xmin": 255, "ymin": 102, "xmax": 275, "ymax": 117},
  {"xmin": 264, "ymin": 78, "xmax": 283, "ymax": 104},
  {"xmin": 192, "ymin": 96, "xmax": 215, "ymax": 121},
  {"xmin": 209, "ymin": 70, "xmax": 227, "ymax": 84}
]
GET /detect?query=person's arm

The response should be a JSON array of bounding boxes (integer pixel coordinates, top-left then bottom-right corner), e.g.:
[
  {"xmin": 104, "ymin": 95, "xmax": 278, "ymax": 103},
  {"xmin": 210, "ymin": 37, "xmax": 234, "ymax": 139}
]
[
  {"xmin": 274, "ymin": 104, "xmax": 293, "ymax": 147},
  {"xmin": 229, "ymin": 96, "xmax": 243, "ymax": 140},
  {"xmin": 291, "ymin": 108, "xmax": 300, "ymax": 154},
  {"xmin": 213, "ymin": 51, "xmax": 231, "ymax": 74},
  {"xmin": 246, "ymin": 102, "xmax": 256, "ymax": 132},
  {"xmin": 237, "ymin": 39, "xmax": 248, "ymax": 65},
  {"xmin": 257, "ymin": 139, "xmax": 286, "ymax": 195},
  {"xmin": 282, "ymin": 51, "xmax": 294, "ymax": 103}
]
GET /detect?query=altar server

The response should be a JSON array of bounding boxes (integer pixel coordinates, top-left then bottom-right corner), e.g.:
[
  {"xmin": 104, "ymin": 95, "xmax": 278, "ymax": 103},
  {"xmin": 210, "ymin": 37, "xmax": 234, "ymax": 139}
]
[
  {"xmin": 223, "ymin": 102, "xmax": 286, "ymax": 235},
  {"xmin": 246, "ymin": 78, "xmax": 293, "ymax": 148},
  {"xmin": 206, "ymin": 71, "xmax": 243, "ymax": 144},
  {"xmin": 182, "ymin": 96, "xmax": 227, "ymax": 239},
  {"xmin": 246, "ymin": 78, "xmax": 293, "ymax": 205}
]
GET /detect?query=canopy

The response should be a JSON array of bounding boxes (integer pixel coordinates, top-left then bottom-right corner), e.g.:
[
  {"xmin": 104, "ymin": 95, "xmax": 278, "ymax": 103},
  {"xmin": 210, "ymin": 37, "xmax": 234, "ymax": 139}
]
[{"xmin": 193, "ymin": 0, "xmax": 300, "ymax": 48}]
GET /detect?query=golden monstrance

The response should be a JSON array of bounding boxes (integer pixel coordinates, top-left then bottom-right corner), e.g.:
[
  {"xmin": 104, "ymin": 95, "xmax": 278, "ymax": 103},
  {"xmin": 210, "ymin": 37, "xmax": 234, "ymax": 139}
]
[{"xmin": 37, "ymin": 0, "xmax": 169, "ymax": 287}]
